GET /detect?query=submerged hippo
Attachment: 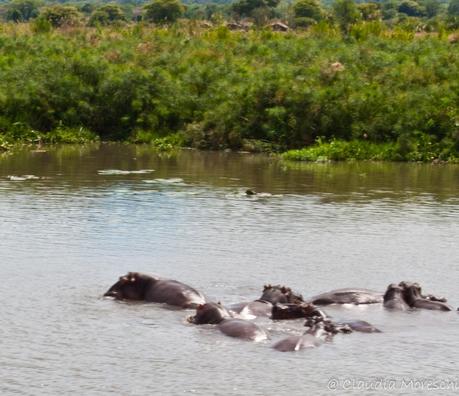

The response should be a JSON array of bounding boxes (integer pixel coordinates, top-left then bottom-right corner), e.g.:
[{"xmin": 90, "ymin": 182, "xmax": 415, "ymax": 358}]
[
  {"xmin": 104, "ymin": 272, "xmax": 206, "ymax": 309},
  {"xmin": 189, "ymin": 302, "xmax": 268, "ymax": 342},
  {"xmin": 401, "ymin": 282, "xmax": 452, "ymax": 311},
  {"xmin": 272, "ymin": 334, "xmax": 324, "ymax": 352},
  {"xmin": 230, "ymin": 285, "xmax": 304, "ymax": 318},
  {"xmin": 338, "ymin": 320, "xmax": 381, "ymax": 333},
  {"xmin": 273, "ymin": 321, "xmax": 346, "ymax": 352},
  {"xmin": 383, "ymin": 284, "xmax": 410, "ymax": 310},
  {"xmin": 308, "ymin": 288, "xmax": 383, "ymax": 305}
]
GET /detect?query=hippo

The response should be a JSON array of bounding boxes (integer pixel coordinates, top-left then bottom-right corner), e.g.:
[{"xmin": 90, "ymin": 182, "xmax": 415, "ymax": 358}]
[
  {"xmin": 272, "ymin": 334, "xmax": 324, "ymax": 352},
  {"xmin": 104, "ymin": 272, "xmax": 206, "ymax": 309},
  {"xmin": 338, "ymin": 320, "xmax": 381, "ymax": 333},
  {"xmin": 401, "ymin": 282, "xmax": 452, "ymax": 311},
  {"xmin": 273, "ymin": 321, "xmax": 342, "ymax": 352},
  {"xmin": 383, "ymin": 284, "xmax": 410, "ymax": 310},
  {"xmin": 302, "ymin": 312, "xmax": 378, "ymax": 334},
  {"xmin": 230, "ymin": 284, "xmax": 304, "ymax": 318},
  {"xmin": 271, "ymin": 302, "xmax": 327, "ymax": 321},
  {"xmin": 308, "ymin": 288, "xmax": 383, "ymax": 305},
  {"xmin": 188, "ymin": 302, "xmax": 268, "ymax": 342}
]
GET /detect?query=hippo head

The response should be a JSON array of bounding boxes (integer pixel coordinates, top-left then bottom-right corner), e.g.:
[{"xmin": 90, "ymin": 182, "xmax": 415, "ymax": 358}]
[
  {"xmin": 104, "ymin": 272, "xmax": 157, "ymax": 300},
  {"xmin": 399, "ymin": 282, "xmax": 422, "ymax": 306},
  {"xmin": 188, "ymin": 302, "xmax": 231, "ymax": 325},
  {"xmin": 305, "ymin": 319, "xmax": 352, "ymax": 338},
  {"xmin": 259, "ymin": 284, "xmax": 304, "ymax": 305},
  {"xmin": 271, "ymin": 303, "xmax": 325, "ymax": 321},
  {"xmin": 383, "ymin": 283, "xmax": 405, "ymax": 302}
]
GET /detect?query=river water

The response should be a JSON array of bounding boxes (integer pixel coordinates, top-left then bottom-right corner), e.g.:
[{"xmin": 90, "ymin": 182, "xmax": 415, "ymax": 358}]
[{"xmin": 1, "ymin": 144, "xmax": 458, "ymax": 395}]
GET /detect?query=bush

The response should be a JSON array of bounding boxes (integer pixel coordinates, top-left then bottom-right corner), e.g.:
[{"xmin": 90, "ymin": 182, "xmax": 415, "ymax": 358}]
[
  {"xmin": 88, "ymin": 5, "xmax": 126, "ymax": 27},
  {"xmin": 39, "ymin": 5, "xmax": 82, "ymax": 28},
  {"xmin": 143, "ymin": 0, "xmax": 185, "ymax": 24}
]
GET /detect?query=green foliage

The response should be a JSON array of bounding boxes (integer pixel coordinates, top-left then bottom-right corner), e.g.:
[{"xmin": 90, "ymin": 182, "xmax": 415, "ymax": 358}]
[
  {"xmin": 398, "ymin": 0, "xmax": 425, "ymax": 17},
  {"xmin": 232, "ymin": 0, "xmax": 280, "ymax": 19},
  {"xmin": 143, "ymin": 0, "xmax": 185, "ymax": 24},
  {"xmin": 293, "ymin": 0, "xmax": 323, "ymax": 21},
  {"xmin": 39, "ymin": 5, "xmax": 82, "ymax": 27},
  {"xmin": 448, "ymin": 0, "xmax": 459, "ymax": 16},
  {"xmin": 282, "ymin": 135, "xmax": 459, "ymax": 162},
  {"xmin": 282, "ymin": 139, "xmax": 399, "ymax": 161},
  {"xmin": 5, "ymin": 0, "xmax": 40, "ymax": 22},
  {"xmin": 333, "ymin": 0, "xmax": 361, "ymax": 34},
  {"xmin": 357, "ymin": 3, "xmax": 382, "ymax": 21},
  {"xmin": 0, "ymin": 23, "xmax": 458, "ymax": 161},
  {"xmin": 89, "ymin": 4, "xmax": 126, "ymax": 26}
]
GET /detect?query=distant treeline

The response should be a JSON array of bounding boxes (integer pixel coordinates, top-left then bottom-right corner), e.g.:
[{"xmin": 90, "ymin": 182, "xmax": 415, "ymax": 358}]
[
  {"xmin": 0, "ymin": 1, "xmax": 458, "ymax": 161},
  {"xmin": 1, "ymin": 0, "xmax": 459, "ymax": 29}
]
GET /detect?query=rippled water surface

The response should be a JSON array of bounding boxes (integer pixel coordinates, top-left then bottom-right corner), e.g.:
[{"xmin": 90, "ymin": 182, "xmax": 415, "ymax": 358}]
[{"xmin": 1, "ymin": 144, "xmax": 459, "ymax": 395}]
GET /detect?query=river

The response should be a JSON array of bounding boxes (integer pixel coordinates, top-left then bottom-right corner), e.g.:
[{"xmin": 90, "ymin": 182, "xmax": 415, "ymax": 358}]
[{"xmin": 1, "ymin": 144, "xmax": 458, "ymax": 395}]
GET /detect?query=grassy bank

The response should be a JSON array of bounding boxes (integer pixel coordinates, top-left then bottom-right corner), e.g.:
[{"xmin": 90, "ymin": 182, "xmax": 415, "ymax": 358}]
[
  {"xmin": 0, "ymin": 22, "xmax": 458, "ymax": 160},
  {"xmin": 282, "ymin": 137, "xmax": 459, "ymax": 162}
]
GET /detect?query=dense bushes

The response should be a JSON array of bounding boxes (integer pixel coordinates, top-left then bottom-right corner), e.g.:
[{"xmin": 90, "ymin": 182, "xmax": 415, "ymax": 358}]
[{"xmin": 0, "ymin": 23, "xmax": 458, "ymax": 161}]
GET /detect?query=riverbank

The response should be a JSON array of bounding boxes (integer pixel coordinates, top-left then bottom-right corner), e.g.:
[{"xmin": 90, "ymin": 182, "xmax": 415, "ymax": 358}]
[{"xmin": 1, "ymin": 23, "xmax": 458, "ymax": 161}]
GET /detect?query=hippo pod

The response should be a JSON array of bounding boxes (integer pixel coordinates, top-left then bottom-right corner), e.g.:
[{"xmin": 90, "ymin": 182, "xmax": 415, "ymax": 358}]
[
  {"xmin": 230, "ymin": 284, "xmax": 304, "ymax": 318},
  {"xmin": 104, "ymin": 272, "xmax": 206, "ymax": 309},
  {"xmin": 384, "ymin": 282, "xmax": 452, "ymax": 311},
  {"xmin": 189, "ymin": 302, "xmax": 268, "ymax": 342},
  {"xmin": 307, "ymin": 288, "xmax": 383, "ymax": 305}
]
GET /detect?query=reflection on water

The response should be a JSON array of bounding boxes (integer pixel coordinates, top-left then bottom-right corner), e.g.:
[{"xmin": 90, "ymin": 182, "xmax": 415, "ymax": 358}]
[{"xmin": 1, "ymin": 144, "xmax": 458, "ymax": 395}]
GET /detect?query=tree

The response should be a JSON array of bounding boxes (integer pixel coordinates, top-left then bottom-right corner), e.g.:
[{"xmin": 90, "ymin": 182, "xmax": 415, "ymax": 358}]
[
  {"xmin": 232, "ymin": 0, "xmax": 280, "ymax": 19},
  {"xmin": 5, "ymin": 0, "xmax": 40, "ymax": 22},
  {"xmin": 421, "ymin": 0, "xmax": 440, "ymax": 17},
  {"xmin": 39, "ymin": 5, "xmax": 82, "ymax": 27},
  {"xmin": 333, "ymin": 0, "xmax": 361, "ymax": 34},
  {"xmin": 448, "ymin": 0, "xmax": 459, "ymax": 16},
  {"xmin": 293, "ymin": 0, "xmax": 323, "ymax": 21},
  {"xmin": 143, "ymin": 0, "xmax": 185, "ymax": 24},
  {"xmin": 358, "ymin": 3, "xmax": 382, "ymax": 21},
  {"xmin": 89, "ymin": 4, "xmax": 126, "ymax": 26},
  {"xmin": 398, "ymin": 0, "xmax": 425, "ymax": 17}
]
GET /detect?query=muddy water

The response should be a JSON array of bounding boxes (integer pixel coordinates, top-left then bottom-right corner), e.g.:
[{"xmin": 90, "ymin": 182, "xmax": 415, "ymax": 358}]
[{"xmin": 1, "ymin": 144, "xmax": 458, "ymax": 395}]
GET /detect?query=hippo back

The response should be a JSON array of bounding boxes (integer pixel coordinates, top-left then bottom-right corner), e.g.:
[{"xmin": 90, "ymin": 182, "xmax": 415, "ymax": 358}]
[
  {"xmin": 145, "ymin": 279, "xmax": 206, "ymax": 308},
  {"xmin": 309, "ymin": 288, "xmax": 383, "ymax": 305},
  {"xmin": 218, "ymin": 319, "xmax": 268, "ymax": 342},
  {"xmin": 273, "ymin": 335, "xmax": 323, "ymax": 352}
]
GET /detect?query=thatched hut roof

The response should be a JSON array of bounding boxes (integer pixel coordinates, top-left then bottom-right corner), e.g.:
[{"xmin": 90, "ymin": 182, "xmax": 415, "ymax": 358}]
[{"xmin": 267, "ymin": 22, "xmax": 289, "ymax": 32}]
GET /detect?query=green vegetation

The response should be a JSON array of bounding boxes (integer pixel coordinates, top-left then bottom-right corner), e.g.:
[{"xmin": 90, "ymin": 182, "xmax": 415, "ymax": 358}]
[
  {"xmin": 282, "ymin": 137, "xmax": 459, "ymax": 162},
  {"xmin": 0, "ymin": 0, "xmax": 458, "ymax": 161},
  {"xmin": 143, "ymin": 0, "xmax": 185, "ymax": 24}
]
